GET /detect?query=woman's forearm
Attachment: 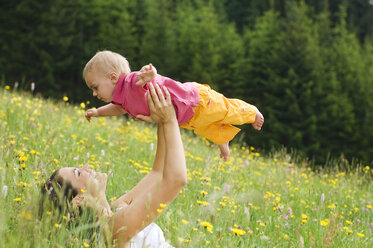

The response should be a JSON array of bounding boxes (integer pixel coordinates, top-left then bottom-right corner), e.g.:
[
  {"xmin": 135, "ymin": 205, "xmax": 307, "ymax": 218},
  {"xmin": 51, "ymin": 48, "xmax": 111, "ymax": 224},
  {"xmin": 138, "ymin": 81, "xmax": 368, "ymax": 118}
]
[
  {"xmin": 152, "ymin": 124, "xmax": 166, "ymax": 172},
  {"xmin": 162, "ymin": 119, "xmax": 187, "ymax": 187},
  {"xmin": 97, "ymin": 103, "xmax": 126, "ymax": 117}
]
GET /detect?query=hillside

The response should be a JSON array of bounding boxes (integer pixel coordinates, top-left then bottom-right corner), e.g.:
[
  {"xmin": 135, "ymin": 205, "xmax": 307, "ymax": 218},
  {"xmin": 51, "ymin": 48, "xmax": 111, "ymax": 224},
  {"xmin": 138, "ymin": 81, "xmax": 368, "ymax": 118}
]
[{"xmin": 0, "ymin": 87, "xmax": 372, "ymax": 247}]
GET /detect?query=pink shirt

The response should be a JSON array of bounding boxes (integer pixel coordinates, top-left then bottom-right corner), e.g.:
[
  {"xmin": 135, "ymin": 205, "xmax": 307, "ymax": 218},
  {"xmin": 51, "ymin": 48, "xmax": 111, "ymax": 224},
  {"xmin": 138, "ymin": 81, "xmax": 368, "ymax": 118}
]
[{"xmin": 112, "ymin": 72, "xmax": 200, "ymax": 125}]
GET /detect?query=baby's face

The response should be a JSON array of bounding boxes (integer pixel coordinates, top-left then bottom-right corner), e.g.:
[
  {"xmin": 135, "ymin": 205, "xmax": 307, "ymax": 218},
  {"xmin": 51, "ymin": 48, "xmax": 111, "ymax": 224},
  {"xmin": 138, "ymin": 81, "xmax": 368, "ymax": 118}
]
[{"xmin": 85, "ymin": 70, "xmax": 117, "ymax": 102}]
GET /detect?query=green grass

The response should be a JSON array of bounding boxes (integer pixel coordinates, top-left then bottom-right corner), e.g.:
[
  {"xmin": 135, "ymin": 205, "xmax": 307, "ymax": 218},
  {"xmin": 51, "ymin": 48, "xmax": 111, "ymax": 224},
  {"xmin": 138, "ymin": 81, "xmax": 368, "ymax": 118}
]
[{"xmin": 0, "ymin": 86, "xmax": 372, "ymax": 247}]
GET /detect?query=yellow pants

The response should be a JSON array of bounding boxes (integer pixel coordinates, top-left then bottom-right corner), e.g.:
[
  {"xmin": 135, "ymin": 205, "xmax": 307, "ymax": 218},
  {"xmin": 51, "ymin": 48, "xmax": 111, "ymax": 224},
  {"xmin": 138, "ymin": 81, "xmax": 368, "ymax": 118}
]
[{"xmin": 180, "ymin": 83, "xmax": 257, "ymax": 145}]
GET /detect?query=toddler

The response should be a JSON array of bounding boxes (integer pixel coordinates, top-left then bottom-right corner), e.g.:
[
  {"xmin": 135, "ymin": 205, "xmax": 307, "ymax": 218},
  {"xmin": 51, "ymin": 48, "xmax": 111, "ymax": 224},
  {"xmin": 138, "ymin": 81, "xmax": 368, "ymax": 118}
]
[{"xmin": 83, "ymin": 51, "xmax": 264, "ymax": 161}]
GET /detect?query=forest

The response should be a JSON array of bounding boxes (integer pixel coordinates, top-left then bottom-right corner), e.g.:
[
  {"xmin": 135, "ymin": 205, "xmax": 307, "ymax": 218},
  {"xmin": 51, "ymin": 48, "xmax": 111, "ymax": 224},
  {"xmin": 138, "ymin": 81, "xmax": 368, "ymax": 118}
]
[{"xmin": 1, "ymin": 0, "xmax": 373, "ymax": 165}]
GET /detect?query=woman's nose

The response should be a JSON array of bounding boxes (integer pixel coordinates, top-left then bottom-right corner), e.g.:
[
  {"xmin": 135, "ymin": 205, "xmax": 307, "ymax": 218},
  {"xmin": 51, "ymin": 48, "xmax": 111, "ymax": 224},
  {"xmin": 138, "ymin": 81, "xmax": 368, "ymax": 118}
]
[
  {"xmin": 83, "ymin": 163, "xmax": 90, "ymax": 171},
  {"xmin": 93, "ymin": 91, "xmax": 97, "ymax": 97}
]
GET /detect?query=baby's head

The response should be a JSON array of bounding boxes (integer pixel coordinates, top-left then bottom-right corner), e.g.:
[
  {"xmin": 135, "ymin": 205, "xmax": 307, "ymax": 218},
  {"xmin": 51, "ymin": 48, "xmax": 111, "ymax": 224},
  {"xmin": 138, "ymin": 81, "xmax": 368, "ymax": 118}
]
[{"xmin": 83, "ymin": 51, "xmax": 131, "ymax": 102}]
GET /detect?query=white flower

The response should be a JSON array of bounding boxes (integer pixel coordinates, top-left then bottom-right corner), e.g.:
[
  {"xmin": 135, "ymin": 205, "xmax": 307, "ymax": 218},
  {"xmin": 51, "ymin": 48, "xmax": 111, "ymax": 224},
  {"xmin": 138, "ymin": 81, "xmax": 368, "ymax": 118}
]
[{"xmin": 2, "ymin": 185, "xmax": 8, "ymax": 197}]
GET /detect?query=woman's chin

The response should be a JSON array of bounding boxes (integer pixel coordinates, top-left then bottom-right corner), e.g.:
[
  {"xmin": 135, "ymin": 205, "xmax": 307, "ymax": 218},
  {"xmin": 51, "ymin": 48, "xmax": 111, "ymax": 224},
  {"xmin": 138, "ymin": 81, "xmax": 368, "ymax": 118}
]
[{"xmin": 98, "ymin": 173, "xmax": 108, "ymax": 188}]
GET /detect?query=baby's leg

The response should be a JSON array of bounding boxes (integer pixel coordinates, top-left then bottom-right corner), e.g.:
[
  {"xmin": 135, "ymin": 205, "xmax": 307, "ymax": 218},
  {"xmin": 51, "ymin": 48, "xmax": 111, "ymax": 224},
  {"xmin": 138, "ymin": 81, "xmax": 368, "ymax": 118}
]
[
  {"xmin": 218, "ymin": 142, "xmax": 230, "ymax": 161},
  {"xmin": 251, "ymin": 108, "xmax": 264, "ymax": 130}
]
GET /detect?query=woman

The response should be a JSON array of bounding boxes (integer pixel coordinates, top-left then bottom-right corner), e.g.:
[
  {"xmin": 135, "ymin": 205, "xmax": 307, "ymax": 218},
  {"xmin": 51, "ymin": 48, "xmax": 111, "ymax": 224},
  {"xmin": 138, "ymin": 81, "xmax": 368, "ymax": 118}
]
[{"xmin": 42, "ymin": 84, "xmax": 187, "ymax": 247}]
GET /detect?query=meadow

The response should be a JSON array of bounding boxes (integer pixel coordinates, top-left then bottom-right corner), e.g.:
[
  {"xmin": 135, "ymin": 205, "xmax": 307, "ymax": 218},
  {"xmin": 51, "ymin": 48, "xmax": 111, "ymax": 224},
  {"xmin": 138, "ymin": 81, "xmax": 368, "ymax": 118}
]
[{"xmin": 0, "ymin": 86, "xmax": 372, "ymax": 247}]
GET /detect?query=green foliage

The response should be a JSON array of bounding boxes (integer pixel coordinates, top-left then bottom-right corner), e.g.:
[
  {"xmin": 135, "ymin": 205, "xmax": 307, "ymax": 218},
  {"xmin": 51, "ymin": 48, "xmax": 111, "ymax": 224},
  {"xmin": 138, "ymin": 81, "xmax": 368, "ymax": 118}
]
[{"xmin": 1, "ymin": 0, "xmax": 373, "ymax": 165}]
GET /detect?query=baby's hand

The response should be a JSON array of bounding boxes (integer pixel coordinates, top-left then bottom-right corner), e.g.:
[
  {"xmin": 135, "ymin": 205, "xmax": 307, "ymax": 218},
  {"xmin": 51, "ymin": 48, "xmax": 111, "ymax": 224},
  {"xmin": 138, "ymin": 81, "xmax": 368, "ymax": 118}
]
[
  {"xmin": 136, "ymin": 63, "xmax": 157, "ymax": 87},
  {"xmin": 85, "ymin": 108, "xmax": 98, "ymax": 122}
]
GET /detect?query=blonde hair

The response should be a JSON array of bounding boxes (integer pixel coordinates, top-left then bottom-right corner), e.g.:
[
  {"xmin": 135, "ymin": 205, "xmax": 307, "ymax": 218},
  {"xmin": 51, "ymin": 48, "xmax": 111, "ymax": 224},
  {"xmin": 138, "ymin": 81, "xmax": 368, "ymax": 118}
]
[{"xmin": 83, "ymin": 50, "xmax": 131, "ymax": 79}]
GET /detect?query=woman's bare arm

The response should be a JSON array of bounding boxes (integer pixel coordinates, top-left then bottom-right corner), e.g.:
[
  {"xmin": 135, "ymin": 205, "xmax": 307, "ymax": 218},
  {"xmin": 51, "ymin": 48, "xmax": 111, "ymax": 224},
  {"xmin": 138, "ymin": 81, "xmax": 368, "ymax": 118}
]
[
  {"xmin": 111, "ymin": 84, "xmax": 186, "ymax": 246},
  {"xmin": 110, "ymin": 123, "xmax": 166, "ymax": 208}
]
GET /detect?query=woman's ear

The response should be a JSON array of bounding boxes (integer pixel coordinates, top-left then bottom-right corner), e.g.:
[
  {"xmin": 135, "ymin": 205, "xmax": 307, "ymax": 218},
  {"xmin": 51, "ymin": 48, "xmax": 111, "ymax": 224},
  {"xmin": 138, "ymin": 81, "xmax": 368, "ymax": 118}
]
[{"xmin": 71, "ymin": 194, "xmax": 85, "ymax": 207}]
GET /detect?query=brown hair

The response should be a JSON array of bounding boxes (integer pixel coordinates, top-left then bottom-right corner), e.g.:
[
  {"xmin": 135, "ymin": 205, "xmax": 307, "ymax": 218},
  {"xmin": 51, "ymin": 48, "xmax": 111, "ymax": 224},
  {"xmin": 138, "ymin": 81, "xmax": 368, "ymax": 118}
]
[{"xmin": 40, "ymin": 169, "xmax": 79, "ymax": 216}]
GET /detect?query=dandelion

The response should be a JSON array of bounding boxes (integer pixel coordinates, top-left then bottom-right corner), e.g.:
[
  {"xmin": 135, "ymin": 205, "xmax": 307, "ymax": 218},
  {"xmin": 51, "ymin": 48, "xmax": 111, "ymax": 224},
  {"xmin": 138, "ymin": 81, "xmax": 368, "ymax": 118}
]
[
  {"xmin": 200, "ymin": 221, "xmax": 213, "ymax": 233},
  {"xmin": 320, "ymin": 219, "xmax": 329, "ymax": 226},
  {"xmin": 357, "ymin": 233, "xmax": 365, "ymax": 237},
  {"xmin": 83, "ymin": 242, "xmax": 90, "ymax": 247},
  {"xmin": 301, "ymin": 214, "xmax": 308, "ymax": 224},
  {"xmin": 54, "ymin": 223, "xmax": 60, "ymax": 228},
  {"xmin": 231, "ymin": 228, "xmax": 246, "ymax": 236},
  {"xmin": 63, "ymin": 96, "xmax": 68, "ymax": 102},
  {"xmin": 80, "ymin": 102, "xmax": 86, "ymax": 109},
  {"xmin": 5, "ymin": 85, "xmax": 10, "ymax": 90},
  {"xmin": 200, "ymin": 190, "xmax": 208, "ymax": 196},
  {"xmin": 328, "ymin": 203, "xmax": 336, "ymax": 209},
  {"xmin": 13, "ymin": 198, "xmax": 21, "ymax": 202},
  {"xmin": 182, "ymin": 219, "xmax": 189, "ymax": 225}
]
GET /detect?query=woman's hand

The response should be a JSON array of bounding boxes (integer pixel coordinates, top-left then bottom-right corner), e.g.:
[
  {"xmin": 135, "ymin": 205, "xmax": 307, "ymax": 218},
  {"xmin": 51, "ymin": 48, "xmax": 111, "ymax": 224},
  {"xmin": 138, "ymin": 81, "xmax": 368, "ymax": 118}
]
[{"xmin": 136, "ymin": 83, "xmax": 176, "ymax": 124}]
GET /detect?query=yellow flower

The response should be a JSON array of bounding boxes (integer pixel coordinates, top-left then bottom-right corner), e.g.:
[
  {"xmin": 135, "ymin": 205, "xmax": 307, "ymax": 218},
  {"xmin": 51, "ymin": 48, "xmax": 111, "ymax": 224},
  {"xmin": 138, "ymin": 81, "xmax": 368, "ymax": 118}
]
[
  {"xmin": 200, "ymin": 190, "xmax": 208, "ymax": 196},
  {"xmin": 83, "ymin": 241, "xmax": 90, "ymax": 247},
  {"xmin": 200, "ymin": 221, "xmax": 213, "ymax": 233},
  {"xmin": 54, "ymin": 223, "xmax": 60, "ymax": 228},
  {"xmin": 328, "ymin": 203, "xmax": 336, "ymax": 209},
  {"xmin": 80, "ymin": 102, "xmax": 86, "ymax": 109},
  {"xmin": 159, "ymin": 203, "xmax": 167, "ymax": 208},
  {"xmin": 320, "ymin": 219, "xmax": 329, "ymax": 226},
  {"xmin": 357, "ymin": 233, "xmax": 365, "ymax": 237},
  {"xmin": 13, "ymin": 198, "xmax": 21, "ymax": 202},
  {"xmin": 345, "ymin": 220, "xmax": 352, "ymax": 225},
  {"xmin": 5, "ymin": 85, "xmax": 10, "ymax": 90},
  {"xmin": 182, "ymin": 219, "xmax": 189, "ymax": 225},
  {"xmin": 157, "ymin": 209, "xmax": 163, "ymax": 213},
  {"xmin": 62, "ymin": 96, "xmax": 68, "ymax": 102},
  {"xmin": 231, "ymin": 228, "xmax": 246, "ymax": 236},
  {"xmin": 346, "ymin": 229, "xmax": 353, "ymax": 235}
]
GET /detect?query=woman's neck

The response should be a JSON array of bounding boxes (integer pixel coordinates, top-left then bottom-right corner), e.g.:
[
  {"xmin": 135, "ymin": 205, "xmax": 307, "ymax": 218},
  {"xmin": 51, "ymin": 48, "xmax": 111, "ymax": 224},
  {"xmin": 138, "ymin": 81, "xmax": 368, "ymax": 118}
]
[{"xmin": 95, "ymin": 195, "xmax": 113, "ymax": 218}]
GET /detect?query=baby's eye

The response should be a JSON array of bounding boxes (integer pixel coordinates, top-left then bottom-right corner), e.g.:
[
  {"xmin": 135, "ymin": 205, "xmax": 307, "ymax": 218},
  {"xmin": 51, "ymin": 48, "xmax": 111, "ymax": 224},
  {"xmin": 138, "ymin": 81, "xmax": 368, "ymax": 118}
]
[{"xmin": 78, "ymin": 171, "xmax": 81, "ymax": 176}]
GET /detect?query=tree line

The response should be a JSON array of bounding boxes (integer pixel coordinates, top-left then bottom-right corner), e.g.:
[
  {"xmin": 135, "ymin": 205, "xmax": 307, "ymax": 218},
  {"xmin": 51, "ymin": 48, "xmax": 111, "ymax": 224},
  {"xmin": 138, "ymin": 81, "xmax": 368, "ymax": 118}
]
[{"xmin": 1, "ymin": 0, "xmax": 373, "ymax": 165}]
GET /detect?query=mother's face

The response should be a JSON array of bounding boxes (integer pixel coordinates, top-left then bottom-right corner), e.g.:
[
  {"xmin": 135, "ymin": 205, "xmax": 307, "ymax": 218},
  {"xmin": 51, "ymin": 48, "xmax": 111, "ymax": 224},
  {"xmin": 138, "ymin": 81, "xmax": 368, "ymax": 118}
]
[{"xmin": 58, "ymin": 164, "xmax": 107, "ymax": 198}]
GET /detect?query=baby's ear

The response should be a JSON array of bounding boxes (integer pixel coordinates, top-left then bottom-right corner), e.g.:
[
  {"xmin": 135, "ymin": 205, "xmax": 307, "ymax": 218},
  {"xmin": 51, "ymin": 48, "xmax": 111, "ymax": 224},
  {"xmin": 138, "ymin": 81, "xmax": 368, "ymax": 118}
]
[
  {"xmin": 71, "ymin": 194, "xmax": 85, "ymax": 207},
  {"xmin": 110, "ymin": 72, "xmax": 119, "ymax": 83}
]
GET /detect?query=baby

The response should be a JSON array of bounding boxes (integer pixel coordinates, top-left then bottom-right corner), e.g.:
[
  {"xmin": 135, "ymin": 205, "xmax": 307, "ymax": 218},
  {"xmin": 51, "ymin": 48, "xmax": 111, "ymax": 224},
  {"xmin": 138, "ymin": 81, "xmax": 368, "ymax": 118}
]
[{"xmin": 83, "ymin": 50, "xmax": 264, "ymax": 161}]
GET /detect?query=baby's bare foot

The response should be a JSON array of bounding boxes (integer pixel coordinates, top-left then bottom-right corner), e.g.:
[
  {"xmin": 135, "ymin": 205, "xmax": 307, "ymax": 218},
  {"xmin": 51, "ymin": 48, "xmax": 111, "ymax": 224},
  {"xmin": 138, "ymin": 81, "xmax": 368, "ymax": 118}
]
[
  {"xmin": 252, "ymin": 108, "xmax": 264, "ymax": 130},
  {"xmin": 218, "ymin": 142, "xmax": 230, "ymax": 161}
]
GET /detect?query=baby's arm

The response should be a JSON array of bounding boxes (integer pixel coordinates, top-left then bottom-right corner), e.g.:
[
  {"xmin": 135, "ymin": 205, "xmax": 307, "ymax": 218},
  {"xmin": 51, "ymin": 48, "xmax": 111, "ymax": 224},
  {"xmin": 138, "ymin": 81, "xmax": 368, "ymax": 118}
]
[
  {"xmin": 85, "ymin": 103, "xmax": 126, "ymax": 122},
  {"xmin": 135, "ymin": 63, "xmax": 157, "ymax": 87}
]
